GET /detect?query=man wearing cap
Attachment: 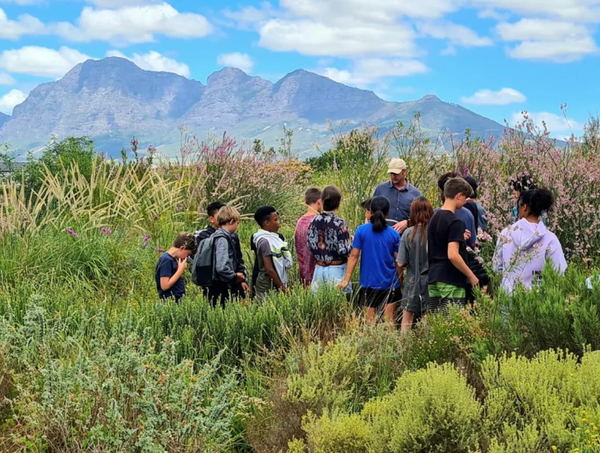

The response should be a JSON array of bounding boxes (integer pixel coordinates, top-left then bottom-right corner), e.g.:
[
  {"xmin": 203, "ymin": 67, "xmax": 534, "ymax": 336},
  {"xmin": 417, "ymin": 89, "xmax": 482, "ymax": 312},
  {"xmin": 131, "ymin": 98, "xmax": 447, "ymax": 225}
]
[{"xmin": 373, "ymin": 158, "xmax": 422, "ymax": 234}]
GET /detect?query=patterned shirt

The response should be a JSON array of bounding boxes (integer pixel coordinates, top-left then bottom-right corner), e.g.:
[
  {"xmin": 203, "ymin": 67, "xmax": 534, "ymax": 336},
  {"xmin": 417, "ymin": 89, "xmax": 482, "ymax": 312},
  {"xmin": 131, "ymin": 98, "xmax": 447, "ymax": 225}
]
[{"xmin": 307, "ymin": 212, "xmax": 352, "ymax": 263}]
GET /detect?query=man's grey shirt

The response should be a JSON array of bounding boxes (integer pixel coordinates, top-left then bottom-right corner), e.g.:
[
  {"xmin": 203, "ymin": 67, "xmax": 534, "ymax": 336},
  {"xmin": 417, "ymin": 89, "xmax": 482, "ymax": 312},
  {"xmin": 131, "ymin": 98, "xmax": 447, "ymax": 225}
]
[{"xmin": 373, "ymin": 181, "xmax": 422, "ymax": 222}]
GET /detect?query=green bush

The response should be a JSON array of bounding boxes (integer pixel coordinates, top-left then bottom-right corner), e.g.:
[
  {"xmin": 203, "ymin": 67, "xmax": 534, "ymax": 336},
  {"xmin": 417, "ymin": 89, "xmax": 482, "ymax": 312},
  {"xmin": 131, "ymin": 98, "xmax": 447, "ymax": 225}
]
[
  {"xmin": 23, "ymin": 137, "xmax": 95, "ymax": 196},
  {"xmin": 498, "ymin": 267, "xmax": 600, "ymax": 355},
  {"xmin": 0, "ymin": 308, "xmax": 245, "ymax": 452},
  {"xmin": 302, "ymin": 410, "xmax": 376, "ymax": 453},
  {"xmin": 363, "ymin": 363, "xmax": 482, "ymax": 453},
  {"xmin": 480, "ymin": 350, "xmax": 600, "ymax": 453}
]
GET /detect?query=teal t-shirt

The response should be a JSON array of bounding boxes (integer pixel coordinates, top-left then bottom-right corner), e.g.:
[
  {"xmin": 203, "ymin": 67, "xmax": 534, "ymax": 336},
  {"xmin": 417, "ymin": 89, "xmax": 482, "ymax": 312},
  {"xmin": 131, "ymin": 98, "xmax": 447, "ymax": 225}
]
[{"xmin": 352, "ymin": 224, "xmax": 401, "ymax": 290}]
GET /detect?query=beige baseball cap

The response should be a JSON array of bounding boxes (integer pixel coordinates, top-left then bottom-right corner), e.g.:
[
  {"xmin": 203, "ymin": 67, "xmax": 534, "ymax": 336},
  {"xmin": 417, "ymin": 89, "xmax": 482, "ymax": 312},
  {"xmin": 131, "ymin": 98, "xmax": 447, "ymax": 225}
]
[{"xmin": 387, "ymin": 158, "xmax": 407, "ymax": 174}]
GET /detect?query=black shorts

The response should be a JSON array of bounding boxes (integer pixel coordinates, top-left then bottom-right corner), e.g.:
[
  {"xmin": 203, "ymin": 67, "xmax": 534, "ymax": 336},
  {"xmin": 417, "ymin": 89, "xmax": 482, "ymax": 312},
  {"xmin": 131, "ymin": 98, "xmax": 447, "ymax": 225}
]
[{"xmin": 358, "ymin": 287, "xmax": 402, "ymax": 309}]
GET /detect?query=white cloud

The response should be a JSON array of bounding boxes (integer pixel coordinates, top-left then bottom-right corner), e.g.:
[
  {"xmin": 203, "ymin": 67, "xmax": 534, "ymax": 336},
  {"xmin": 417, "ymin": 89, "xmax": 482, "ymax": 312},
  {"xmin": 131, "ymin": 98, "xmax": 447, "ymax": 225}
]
[
  {"xmin": 496, "ymin": 18, "xmax": 598, "ymax": 62},
  {"xmin": 417, "ymin": 21, "xmax": 493, "ymax": 47},
  {"xmin": 86, "ymin": 0, "xmax": 159, "ymax": 6},
  {"xmin": 106, "ymin": 50, "xmax": 190, "ymax": 77},
  {"xmin": 280, "ymin": 0, "xmax": 460, "ymax": 21},
  {"xmin": 507, "ymin": 37, "xmax": 597, "ymax": 62},
  {"xmin": 497, "ymin": 18, "xmax": 590, "ymax": 42},
  {"xmin": 259, "ymin": 19, "xmax": 418, "ymax": 58},
  {"xmin": 511, "ymin": 111, "xmax": 584, "ymax": 134},
  {"xmin": 0, "ymin": 46, "xmax": 91, "ymax": 78},
  {"xmin": 0, "ymin": 72, "xmax": 15, "ymax": 85},
  {"xmin": 0, "ymin": 89, "xmax": 26, "ymax": 115},
  {"xmin": 223, "ymin": 2, "xmax": 276, "ymax": 30},
  {"xmin": 461, "ymin": 87, "xmax": 526, "ymax": 105},
  {"xmin": 0, "ymin": 7, "xmax": 45, "ymax": 40},
  {"xmin": 471, "ymin": 0, "xmax": 600, "ymax": 22},
  {"xmin": 0, "ymin": 0, "xmax": 41, "ymax": 4},
  {"xmin": 52, "ymin": 3, "xmax": 213, "ymax": 45},
  {"xmin": 216, "ymin": 52, "xmax": 254, "ymax": 73},
  {"xmin": 319, "ymin": 59, "xmax": 428, "ymax": 87}
]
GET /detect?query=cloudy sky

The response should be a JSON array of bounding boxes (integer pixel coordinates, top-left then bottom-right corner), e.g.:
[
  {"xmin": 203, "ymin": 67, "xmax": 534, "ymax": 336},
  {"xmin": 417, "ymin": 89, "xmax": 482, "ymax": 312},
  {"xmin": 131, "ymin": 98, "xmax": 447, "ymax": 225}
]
[{"xmin": 0, "ymin": 0, "xmax": 598, "ymax": 136}]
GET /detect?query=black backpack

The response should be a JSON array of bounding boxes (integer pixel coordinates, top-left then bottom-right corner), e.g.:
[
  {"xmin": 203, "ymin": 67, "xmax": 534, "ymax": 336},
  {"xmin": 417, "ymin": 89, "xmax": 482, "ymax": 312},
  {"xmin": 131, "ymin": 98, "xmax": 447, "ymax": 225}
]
[{"xmin": 191, "ymin": 231, "xmax": 234, "ymax": 287}]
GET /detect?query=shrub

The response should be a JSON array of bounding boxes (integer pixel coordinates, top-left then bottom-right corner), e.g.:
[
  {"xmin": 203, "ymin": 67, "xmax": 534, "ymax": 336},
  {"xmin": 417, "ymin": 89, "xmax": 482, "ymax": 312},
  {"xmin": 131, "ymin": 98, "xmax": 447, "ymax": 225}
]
[
  {"xmin": 24, "ymin": 136, "xmax": 95, "ymax": 196},
  {"xmin": 363, "ymin": 363, "xmax": 482, "ymax": 453},
  {"xmin": 302, "ymin": 410, "xmax": 376, "ymax": 453},
  {"xmin": 457, "ymin": 115, "xmax": 600, "ymax": 262},
  {"xmin": 176, "ymin": 131, "xmax": 311, "ymax": 220},
  {"xmin": 497, "ymin": 267, "xmax": 600, "ymax": 355},
  {"xmin": 0, "ymin": 308, "xmax": 245, "ymax": 453},
  {"xmin": 480, "ymin": 349, "xmax": 600, "ymax": 453}
]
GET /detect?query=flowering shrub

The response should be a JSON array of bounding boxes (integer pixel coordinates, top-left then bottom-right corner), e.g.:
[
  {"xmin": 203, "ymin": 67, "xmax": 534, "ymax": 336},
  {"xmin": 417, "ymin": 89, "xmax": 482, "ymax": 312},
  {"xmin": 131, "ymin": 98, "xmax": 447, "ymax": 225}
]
[
  {"xmin": 456, "ymin": 114, "xmax": 600, "ymax": 260},
  {"xmin": 174, "ymin": 132, "xmax": 311, "ymax": 219}
]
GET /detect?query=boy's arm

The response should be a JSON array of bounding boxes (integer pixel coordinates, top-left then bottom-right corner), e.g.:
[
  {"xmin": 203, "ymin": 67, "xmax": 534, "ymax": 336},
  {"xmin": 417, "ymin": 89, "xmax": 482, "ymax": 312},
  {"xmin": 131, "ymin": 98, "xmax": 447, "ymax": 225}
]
[
  {"xmin": 234, "ymin": 235, "xmax": 248, "ymax": 277},
  {"xmin": 214, "ymin": 238, "xmax": 237, "ymax": 283},
  {"xmin": 160, "ymin": 259, "xmax": 187, "ymax": 291},
  {"xmin": 448, "ymin": 242, "xmax": 478, "ymax": 286},
  {"xmin": 263, "ymin": 254, "xmax": 286, "ymax": 290},
  {"xmin": 338, "ymin": 248, "xmax": 360, "ymax": 289}
]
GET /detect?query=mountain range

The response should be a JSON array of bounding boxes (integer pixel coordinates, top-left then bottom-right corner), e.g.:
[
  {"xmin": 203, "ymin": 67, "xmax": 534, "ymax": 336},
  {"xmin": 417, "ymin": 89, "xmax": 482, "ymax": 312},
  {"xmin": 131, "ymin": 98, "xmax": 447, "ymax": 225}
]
[{"xmin": 0, "ymin": 57, "xmax": 506, "ymax": 157}]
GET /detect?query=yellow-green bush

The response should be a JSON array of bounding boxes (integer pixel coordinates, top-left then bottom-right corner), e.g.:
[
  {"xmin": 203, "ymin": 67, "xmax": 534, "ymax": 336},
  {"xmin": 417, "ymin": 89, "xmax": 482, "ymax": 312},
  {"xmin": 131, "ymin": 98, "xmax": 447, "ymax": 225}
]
[
  {"xmin": 481, "ymin": 350, "xmax": 600, "ymax": 453},
  {"xmin": 363, "ymin": 363, "xmax": 481, "ymax": 453},
  {"xmin": 302, "ymin": 410, "xmax": 376, "ymax": 453}
]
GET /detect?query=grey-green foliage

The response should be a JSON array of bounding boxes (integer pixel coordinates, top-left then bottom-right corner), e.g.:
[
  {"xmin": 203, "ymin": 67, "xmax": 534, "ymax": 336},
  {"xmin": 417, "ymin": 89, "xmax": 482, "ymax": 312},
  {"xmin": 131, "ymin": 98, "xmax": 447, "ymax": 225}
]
[{"xmin": 0, "ymin": 298, "xmax": 245, "ymax": 452}]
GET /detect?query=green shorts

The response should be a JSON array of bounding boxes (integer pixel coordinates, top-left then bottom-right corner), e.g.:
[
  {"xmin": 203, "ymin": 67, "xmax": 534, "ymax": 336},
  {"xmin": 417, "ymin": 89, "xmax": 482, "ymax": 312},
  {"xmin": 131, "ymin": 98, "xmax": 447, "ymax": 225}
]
[{"xmin": 428, "ymin": 282, "xmax": 466, "ymax": 311}]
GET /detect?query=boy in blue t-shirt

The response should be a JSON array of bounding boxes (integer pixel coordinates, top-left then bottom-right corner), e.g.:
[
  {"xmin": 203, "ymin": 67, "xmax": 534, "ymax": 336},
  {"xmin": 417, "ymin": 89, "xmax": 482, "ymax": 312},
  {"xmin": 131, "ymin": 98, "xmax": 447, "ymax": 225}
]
[
  {"xmin": 155, "ymin": 233, "xmax": 196, "ymax": 302},
  {"xmin": 338, "ymin": 196, "xmax": 401, "ymax": 324}
]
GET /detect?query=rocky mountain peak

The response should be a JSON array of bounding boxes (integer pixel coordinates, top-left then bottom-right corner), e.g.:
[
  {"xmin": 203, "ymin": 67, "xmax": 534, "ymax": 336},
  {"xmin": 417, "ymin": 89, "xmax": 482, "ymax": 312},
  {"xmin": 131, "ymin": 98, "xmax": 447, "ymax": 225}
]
[
  {"xmin": 0, "ymin": 57, "xmax": 506, "ymax": 156},
  {"xmin": 418, "ymin": 94, "xmax": 442, "ymax": 102}
]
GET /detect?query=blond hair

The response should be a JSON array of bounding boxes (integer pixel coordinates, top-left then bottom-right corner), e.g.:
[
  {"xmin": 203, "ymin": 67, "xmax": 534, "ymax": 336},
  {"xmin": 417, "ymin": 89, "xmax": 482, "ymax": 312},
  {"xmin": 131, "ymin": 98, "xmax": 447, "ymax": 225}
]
[{"xmin": 217, "ymin": 205, "xmax": 241, "ymax": 226}]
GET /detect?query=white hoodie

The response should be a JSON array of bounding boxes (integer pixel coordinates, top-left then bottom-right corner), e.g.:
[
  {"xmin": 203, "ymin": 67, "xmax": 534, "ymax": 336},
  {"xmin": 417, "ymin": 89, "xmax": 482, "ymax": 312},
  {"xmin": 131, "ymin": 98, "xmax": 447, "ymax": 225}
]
[{"xmin": 494, "ymin": 218, "xmax": 567, "ymax": 294}]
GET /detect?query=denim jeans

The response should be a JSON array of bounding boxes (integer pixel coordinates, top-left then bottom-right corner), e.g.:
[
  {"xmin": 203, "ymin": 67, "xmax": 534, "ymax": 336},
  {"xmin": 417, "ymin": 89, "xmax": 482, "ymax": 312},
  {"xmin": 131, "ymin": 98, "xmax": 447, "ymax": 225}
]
[{"xmin": 311, "ymin": 264, "xmax": 351, "ymax": 294}]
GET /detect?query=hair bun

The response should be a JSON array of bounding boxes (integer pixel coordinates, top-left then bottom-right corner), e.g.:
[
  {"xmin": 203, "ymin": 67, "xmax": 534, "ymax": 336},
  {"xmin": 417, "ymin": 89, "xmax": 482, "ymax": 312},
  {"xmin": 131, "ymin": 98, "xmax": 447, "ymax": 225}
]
[{"xmin": 532, "ymin": 188, "xmax": 554, "ymax": 213}]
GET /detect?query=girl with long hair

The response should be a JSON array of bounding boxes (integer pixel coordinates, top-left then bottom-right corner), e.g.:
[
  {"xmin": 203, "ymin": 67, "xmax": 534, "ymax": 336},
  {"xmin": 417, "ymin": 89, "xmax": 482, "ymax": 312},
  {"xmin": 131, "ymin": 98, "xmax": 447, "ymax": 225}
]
[
  {"xmin": 338, "ymin": 196, "xmax": 401, "ymax": 324},
  {"xmin": 397, "ymin": 196, "xmax": 434, "ymax": 332}
]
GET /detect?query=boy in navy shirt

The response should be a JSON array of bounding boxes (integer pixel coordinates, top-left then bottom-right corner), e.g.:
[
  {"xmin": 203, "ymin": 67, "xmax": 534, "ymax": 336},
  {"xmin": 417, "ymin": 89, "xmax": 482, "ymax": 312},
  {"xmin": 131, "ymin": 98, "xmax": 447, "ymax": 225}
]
[{"xmin": 155, "ymin": 233, "xmax": 196, "ymax": 302}]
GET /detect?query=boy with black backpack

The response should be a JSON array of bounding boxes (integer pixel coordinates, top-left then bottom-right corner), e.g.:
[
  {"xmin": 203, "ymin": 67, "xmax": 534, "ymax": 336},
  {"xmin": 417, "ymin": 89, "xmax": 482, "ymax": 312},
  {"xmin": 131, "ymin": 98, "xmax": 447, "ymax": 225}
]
[{"xmin": 193, "ymin": 206, "xmax": 248, "ymax": 306}]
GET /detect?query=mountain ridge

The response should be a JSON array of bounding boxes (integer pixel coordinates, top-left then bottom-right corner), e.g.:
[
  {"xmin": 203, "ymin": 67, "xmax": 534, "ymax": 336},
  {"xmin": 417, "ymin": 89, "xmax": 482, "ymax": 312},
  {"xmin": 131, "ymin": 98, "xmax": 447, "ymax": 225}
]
[{"xmin": 0, "ymin": 57, "xmax": 506, "ymax": 157}]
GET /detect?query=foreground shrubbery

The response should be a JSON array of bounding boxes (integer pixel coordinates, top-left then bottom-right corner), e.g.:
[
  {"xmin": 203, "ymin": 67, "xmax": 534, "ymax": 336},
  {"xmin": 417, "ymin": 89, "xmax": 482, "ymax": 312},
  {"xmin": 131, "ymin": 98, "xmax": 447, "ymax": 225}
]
[
  {"xmin": 272, "ymin": 348, "xmax": 600, "ymax": 453},
  {"xmin": 1, "ymin": 121, "xmax": 600, "ymax": 452}
]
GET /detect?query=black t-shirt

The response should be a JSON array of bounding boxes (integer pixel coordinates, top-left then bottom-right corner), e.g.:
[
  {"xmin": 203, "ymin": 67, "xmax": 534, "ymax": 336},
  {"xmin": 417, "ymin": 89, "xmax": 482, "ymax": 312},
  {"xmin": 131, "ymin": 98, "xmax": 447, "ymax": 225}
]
[{"xmin": 427, "ymin": 209, "xmax": 468, "ymax": 288}]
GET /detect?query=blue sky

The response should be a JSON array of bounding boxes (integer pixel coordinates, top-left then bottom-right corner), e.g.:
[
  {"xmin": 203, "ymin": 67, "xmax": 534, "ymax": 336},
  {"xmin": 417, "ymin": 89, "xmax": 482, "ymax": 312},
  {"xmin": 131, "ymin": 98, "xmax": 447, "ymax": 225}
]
[{"xmin": 0, "ymin": 0, "xmax": 598, "ymax": 137}]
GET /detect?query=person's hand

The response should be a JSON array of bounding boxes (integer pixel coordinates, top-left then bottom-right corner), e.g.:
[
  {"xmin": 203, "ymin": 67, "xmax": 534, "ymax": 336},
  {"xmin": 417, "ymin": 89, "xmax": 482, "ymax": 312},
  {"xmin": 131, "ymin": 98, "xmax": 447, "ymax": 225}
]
[
  {"xmin": 393, "ymin": 220, "xmax": 408, "ymax": 233},
  {"xmin": 337, "ymin": 279, "xmax": 349, "ymax": 291},
  {"xmin": 241, "ymin": 282, "xmax": 250, "ymax": 295},
  {"xmin": 235, "ymin": 272, "xmax": 245, "ymax": 283},
  {"xmin": 464, "ymin": 229, "xmax": 472, "ymax": 242},
  {"xmin": 468, "ymin": 274, "xmax": 479, "ymax": 287},
  {"xmin": 178, "ymin": 258, "xmax": 188, "ymax": 272}
]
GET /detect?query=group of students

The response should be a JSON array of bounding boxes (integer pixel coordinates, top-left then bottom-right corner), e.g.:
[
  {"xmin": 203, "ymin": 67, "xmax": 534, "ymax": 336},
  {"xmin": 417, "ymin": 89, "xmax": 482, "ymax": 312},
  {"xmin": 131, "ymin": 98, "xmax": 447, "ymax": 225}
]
[{"xmin": 155, "ymin": 158, "xmax": 567, "ymax": 330}]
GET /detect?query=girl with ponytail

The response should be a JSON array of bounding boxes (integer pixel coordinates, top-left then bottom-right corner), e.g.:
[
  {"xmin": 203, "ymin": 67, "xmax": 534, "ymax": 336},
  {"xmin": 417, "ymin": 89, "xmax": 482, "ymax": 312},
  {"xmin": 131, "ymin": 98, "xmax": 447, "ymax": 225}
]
[
  {"xmin": 494, "ymin": 188, "xmax": 566, "ymax": 294},
  {"xmin": 338, "ymin": 196, "xmax": 402, "ymax": 324}
]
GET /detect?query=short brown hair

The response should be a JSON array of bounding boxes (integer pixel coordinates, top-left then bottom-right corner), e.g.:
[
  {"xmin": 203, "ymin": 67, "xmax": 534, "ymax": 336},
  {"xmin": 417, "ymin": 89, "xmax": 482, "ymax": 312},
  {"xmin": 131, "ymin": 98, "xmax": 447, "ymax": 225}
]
[
  {"xmin": 173, "ymin": 233, "xmax": 196, "ymax": 251},
  {"xmin": 444, "ymin": 177, "xmax": 473, "ymax": 199},
  {"xmin": 321, "ymin": 185, "xmax": 342, "ymax": 211},
  {"xmin": 304, "ymin": 187, "xmax": 322, "ymax": 205},
  {"xmin": 217, "ymin": 205, "xmax": 241, "ymax": 226}
]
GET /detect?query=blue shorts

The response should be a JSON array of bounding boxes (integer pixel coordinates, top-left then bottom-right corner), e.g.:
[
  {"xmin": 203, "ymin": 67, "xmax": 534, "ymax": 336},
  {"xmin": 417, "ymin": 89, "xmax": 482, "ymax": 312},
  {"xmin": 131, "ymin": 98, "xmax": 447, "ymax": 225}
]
[{"xmin": 311, "ymin": 264, "xmax": 351, "ymax": 294}]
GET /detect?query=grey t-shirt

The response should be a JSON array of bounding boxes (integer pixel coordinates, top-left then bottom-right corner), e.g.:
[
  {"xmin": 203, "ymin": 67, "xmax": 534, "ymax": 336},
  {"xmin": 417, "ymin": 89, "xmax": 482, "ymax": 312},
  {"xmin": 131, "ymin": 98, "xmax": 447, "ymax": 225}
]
[
  {"xmin": 397, "ymin": 226, "xmax": 429, "ymax": 302},
  {"xmin": 255, "ymin": 239, "xmax": 275, "ymax": 299}
]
